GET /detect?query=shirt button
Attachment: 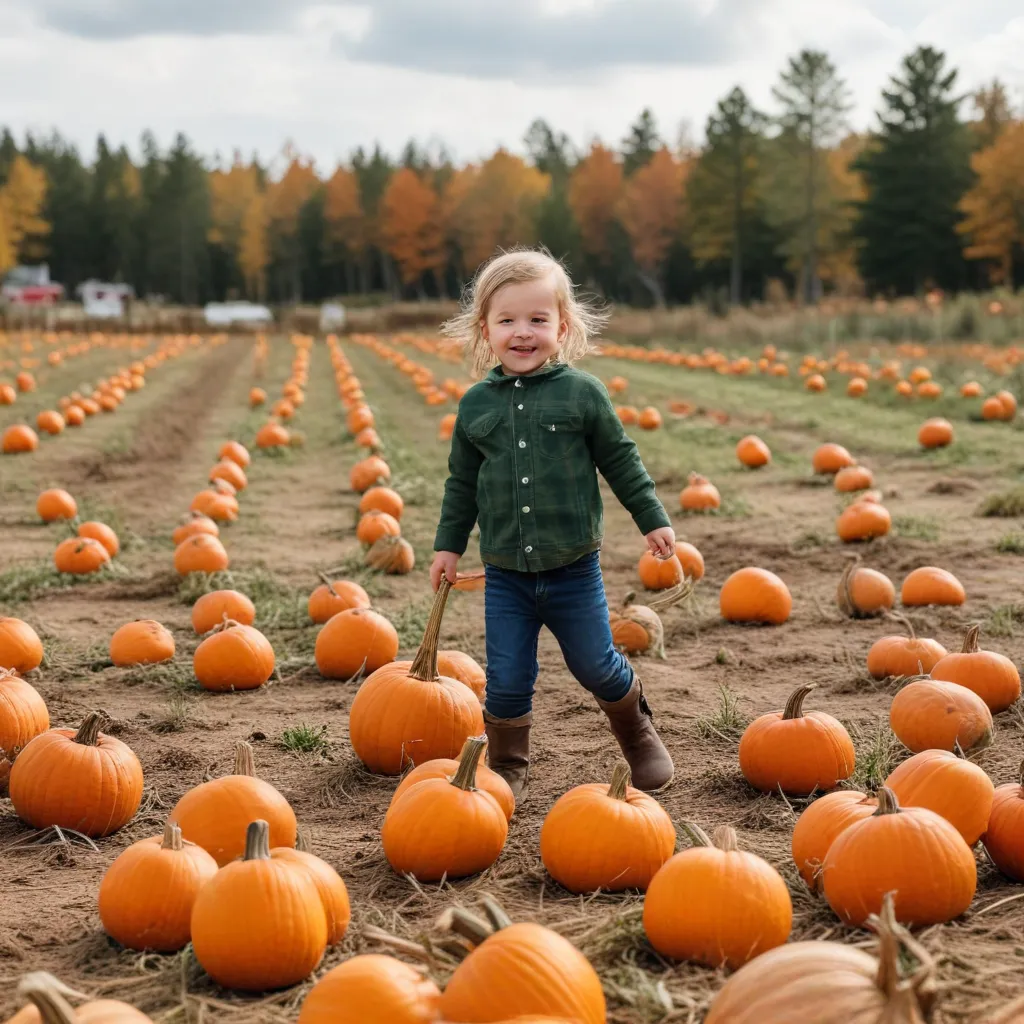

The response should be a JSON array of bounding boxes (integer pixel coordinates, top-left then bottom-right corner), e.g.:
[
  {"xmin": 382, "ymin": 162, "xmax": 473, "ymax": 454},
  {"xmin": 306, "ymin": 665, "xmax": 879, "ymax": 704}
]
[
  {"xmin": 521, "ymin": 477, "xmax": 529, "ymax": 484},
  {"xmin": 518, "ymin": 440, "xmax": 526, "ymax": 448},
  {"xmin": 525, "ymin": 545, "xmax": 533, "ymax": 553},
  {"xmin": 522, "ymin": 506, "xmax": 530, "ymax": 513},
  {"xmin": 514, "ymin": 379, "xmax": 522, "ymax": 387},
  {"xmin": 518, "ymin": 404, "xmax": 524, "ymax": 410}
]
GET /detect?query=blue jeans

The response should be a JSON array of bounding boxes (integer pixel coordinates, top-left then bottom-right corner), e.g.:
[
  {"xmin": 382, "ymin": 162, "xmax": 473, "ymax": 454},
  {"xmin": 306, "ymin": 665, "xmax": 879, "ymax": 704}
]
[{"xmin": 483, "ymin": 551, "xmax": 634, "ymax": 719}]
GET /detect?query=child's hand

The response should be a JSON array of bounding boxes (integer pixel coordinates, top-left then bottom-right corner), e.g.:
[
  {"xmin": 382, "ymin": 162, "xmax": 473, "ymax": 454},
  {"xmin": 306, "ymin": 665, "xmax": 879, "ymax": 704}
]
[
  {"xmin": 645, "ymin": 526, "xmax": 676, "ymax": 559},
  {"xmin": 431, "ymin": 551, "xmax": 461, "ymax": 591}
]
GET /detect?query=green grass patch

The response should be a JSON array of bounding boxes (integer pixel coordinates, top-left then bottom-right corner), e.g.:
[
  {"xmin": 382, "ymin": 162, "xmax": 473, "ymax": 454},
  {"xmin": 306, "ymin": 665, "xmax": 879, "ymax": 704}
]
[
  {"xmin": 178, "ymin": 565, "xmax": 308, "ymax": 629},
  {"xmin": 793, "ymin": 529, "xmax": 832, "ymax": 550},
  {"xmin": 893, "ymin": 516, "xmax": 940, "ymax": 542},
  {"xmin": 390, "ymin": 595, "xmax": 435, "ymax": 649},
  {"xmin": 152, "ymin": 692, "xmax": 194, "ymax": 733},
  {"xmin": 0, "ymin": 560, "xmax": 132, "ymax": 607},
  {"xmin": 996, "ymin": 533, "xmax": 1024, "ymax": 554},
  {"xmin": 281, "ymin": 723, "xmax": 330, "ymax": 754},
  {"xmin": 979, "ymin": 486, "xmax": 1024, "ymax": 518},
  {"xmin": 696, "ymin": 684, "xmax": 747, "ymax": 741},
  {"xmin": 850, "ymin": 721, "xmax": 905, "ymax": 789},
  {"xmin": 987, "ymin": 604, "xmax": 1024, "ymax": 637}
]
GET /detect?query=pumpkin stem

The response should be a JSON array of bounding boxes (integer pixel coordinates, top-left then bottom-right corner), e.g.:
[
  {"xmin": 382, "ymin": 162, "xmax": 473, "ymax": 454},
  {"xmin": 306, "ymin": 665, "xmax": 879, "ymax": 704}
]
[
  {"xmin": 296, "ymin": 827, "xmax": 313, "ymax": 853},
  {"xmin": 608, "ymin": 761, "xmax": 632, "ymax": 800},
  {"xmin": 479, "ymin": 895, "xmax": 513, "ymax": 931},
  {"xmin": 873, "ymin": 786, "xmax": 901, "ymax": 817},
  {"xmin": 621, "ymin": 591, "xmax": 638, "ymax": 610},
  {"xmin": 450, "ymin": 735, "xmax": 487, "ymax": 791},
  {"xmin": 441, "ymin": 907, "xmax": 495, "ymax": 946},
  {"xmin": 233, "ymin": 741, "xmax": 256, "ymax": 777},
  {"xmin": 317, "ymin": 572, "xmax": 340, "ymax": 597},
  {"xmin": 161, "ymin": 821, "xmax": 183, "ymax": 851},
  {"xmin": 961, "ymin": 624, "xmax": 981, "ymax": 654},
  {"xmin": 782, "ymin": 684, "xmax": 816, "ymax": 721},
  {"xmin": 243, "ymin": 819, "xmax": 272, "ymax": 861},
  {"xmin": 210, "ymin": 617, "xmax": 242, "ymax": 634},
  {"xmin": 884, "ymin": 611, "xmax": 917, "ymax": 639},
  {"xmin": 16, "ymin": 972, "xmax": 90, "ymax": 1024},
  {"xmin": 408, "ymin": 577, "xmax": 452, "ymax": 682},
  {"xmin": 866, "ymin": 892, "xmax": 938, "ymax": 1014},
  {"xmin": 648, "ymin": 577, "xmax": 696, "ymax": 612},
  {"xmin": 73, "ymin": 712, "xmax": 104, "ymax": 746},
  {"xmin": 712, "ymin": 825, "xmax": 739, "ymax": 852},
  {"xmin": 679, "ymin": 821, "xmax": 714, "ymax": 848},
  {"xmin": 836, "ymin": 559, "xmax": 858, "ymax": 618}
]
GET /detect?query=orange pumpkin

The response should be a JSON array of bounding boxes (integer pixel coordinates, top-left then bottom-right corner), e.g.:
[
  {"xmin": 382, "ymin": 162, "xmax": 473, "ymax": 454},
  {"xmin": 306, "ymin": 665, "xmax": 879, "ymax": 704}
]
[
  {"xmin": 256, "ymin": 420, "xmax": 290, "ymax": 448},
  {"xmin": 918, "ymin": 417, "xmax": 953, "ymax": 448},
  {"xmin": 438, "ymin": 412, "xmax": 457, "ymax": 440},
  {"xmin": 997, "ymin": 389, "xmax": 1018, "ymax": 419},
  {"xmin": 350, "ymin": 455, "xmax": 390, "ymax": 493},
  {"xmin": 191, "ymin": 589, "xmax": 256, "ymax": 634},
  {"xmin": 190, "ymin": 487, "xmax": 238, "ymax": 523},
  {"xmin": 637, "ymin": 551, "xmax": 683, "ymax": 591},
  {"xmin": 805, "ymin": 373, "xmax": 826, "ymax": 392},
  {"xmin": 9, "ymin": 712, "xmax": 143, "ymax": 836},
  {"xmin": 736, "ymin": 435, "xmax": 771, "ymax": 468},
  {"xmin": 359, "ymin": 486, "xmax": 404, "ymax": 520},
  {"xmin": 173, "ymin": 534, "xmax": 229, "ymax": 575},
  {"xmin": 983, "ymin": 763, "xmax": 1024, "ymax": 882},
  {"xmin": 637, "ymin": 406, "xmax": 662, "ymax": 430},
  {"xmin": 836, "ymin": 561, "xmax": 895, "ymax": 617},
  {"xmin": 110, "ymin": 620, "xmax": 176, "ymax": 667},
  {"xmin": 889, "ymin": 677, "xmax": 993, "ymax": 754},
  {"xmin": 348, "ymin": 580, "xmax": 483, "ymax": 774},
  {"xmin": 193, "ymin": 622, "xmax": 275, "ymax": 692},
  {"xmin": 315, "ymin": 607, "xmax": 398, "ymax": 679},
  {"xmin": 811, "ymin": 443, "xmax": 855, "ymax": 475},
  {"xmin": 866, "ymin": 621, "xmax": 946, "ymax": 679},
  {"xmin": 77, "ymin": 521, "xmax": 119, "ymax": 557},
  {"xmin": 6, "ymin": 972, "xmax": 153, "ymax": 1022},
  {"xmin": 846, "ymin": 377, "xmax": 867, "ymax": 397},
  {"xmin": 356, "ymin": 510, "xmax": 401, "ymax": 547},
  {"xmin": 308, "ymin": 578, "xmax": 371, "ymax": 624},
  {"xmin": 436, "ymin": 650, "xmax": 486, "ymax": 700},
  {"xmin": 54, "ymin": 537, "xmax": 110, "ymax": 575},
  {"xmin": 616, "ymin": 405, "xmax": 638, "ymax": 425},
  {"xmin": 36, "ymin": 489, "xmax": 77, "ymax": 522},
  {"xmin": 0, "ymin": 668, "xmax": 50, "ymax": 758},
  {"xmin": 210, "ymin": 459, "xmax": 247, "ymax": 492},
  {"xmin": 219, "ymin": 440, "xmax": 251, "ymax": 468},
  {"xmin": 836, "ymin": 499, "xmax": 891, "ymax": 542},
  {"xmin": 272, "ymin": 838, "xmax": 351, "ymax": 946},
  {"xmin": 930, "ymin": 624, "xmax": 1020, "ymax": 712},
  {"xmin": 739, "ymin": 684, "xmax": 855, "ymax": 795},
  {"xmin": 644, "ymin": 824, "xmax": 792, "ymax": 968},
  {"xmin": 365, "ymin": 535, "xmax": 416, "ymax": 574},
  {"xmin": 0, "ymin": 618, "xmax": 44, "ymax": 674},
  {"xmin": 983, "ymin": 395, "xmax": 1008, "ymax": 420},
  {"xmin": 172, "ymin": 513, "xmax": 219, "ymax": 547},
  {"xmin": 719, "ymin": 567, "xmax": 792, "ymax": 625},
  {"xmin": 961, "ymin": 381, "xmax": 982, "ymax": 398},
  {"xmin": 834, "ymin": 465, "xmax": 873, "ymax": 492},
  {"xmin": 249, "ymin": 387, "xmax": 267, "ymax": 408},
  {"xmin": 679, "ymin": 472, "xmax": 720, "ymax": 512},
  {"xmin": 901, "ymin": 566, "xmax": 965, "ymax": 607},
  {"xmin": 791, "ymin": 790, "xmax": 877, "ymax": 891},
  {"xmin": 35, "ymin": 410, "xmax": 65, "ymax": 435}
]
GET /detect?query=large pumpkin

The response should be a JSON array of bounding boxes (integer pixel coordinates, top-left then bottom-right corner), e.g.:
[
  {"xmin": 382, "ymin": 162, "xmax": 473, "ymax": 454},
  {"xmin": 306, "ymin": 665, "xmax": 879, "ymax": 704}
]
[
  {"xmin": 191, "ymin": 820, "xmax": 327, "ymax": 991},
  {"xmin": 738, "ymin": 684, "xmax": 855, "ymax": 795},
  {"xmin": 720, "ymin": 567, "xmax": 792, "ymax": 625},
  {"xmin": 98, "ymin": 821, "xmax": 218, "ymax": 952},
  {"xmin": 983, "ymin": 762, "xmax": 1024, "ymax": 882},
  {"xmin": 930, "ymin": 624, "xmax": 1021, "ymax": 713},
  {"xmin": 644, "ymin": 823, "xmax": 792, "ymax": 968},
  {"xmin": 0, "ymin": 618, "xmax": 44, "ymax": 674},
  {"xmin": 436, "ymin": 650, "xmax": 486, "ymax": 700},
  {"xmin": 0, "ymin": 668, "xmax": 49, "ymax": 758},
  {"xmin": 540, "ymin": 761, "xmax": 675, "ymax": 892},
  {"xmin": 791, "ymin": 789, "xmax": 877, "ymax": 891},
  {"xmin": 348, "ymin": 579, "xmax": 483, "ymax": 774},
  {"xmin": 315, "ymin": 607, "xmax": 398, "ymax": 679},
  {"xmin": 822, "ymin": 787, "xmax": 976, "ymax": 927},
  {"xmin": 169, "ymin": 741, "xmax": 296, "ymax": 865},
  {"xmin": 272, "ymin": 836, "xmax": 351, "ymax": 946},
  {"xmin": 193, "ymin": 622, "xmax": 275, "ymax": 692},
  {"xmin": 9, "ymin": 712, "xmax": 143, "ymax": 836},
  {"xmin": 889, "ymin": 677, "xmax": 993, "ymax": 754}
]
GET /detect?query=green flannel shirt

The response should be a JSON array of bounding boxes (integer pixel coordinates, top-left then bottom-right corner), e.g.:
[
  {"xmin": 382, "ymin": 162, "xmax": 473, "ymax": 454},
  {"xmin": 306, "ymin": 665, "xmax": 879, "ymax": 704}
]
[{"xmin": 434, "ymin": 363, "xmax": 671, "ymax": 572}]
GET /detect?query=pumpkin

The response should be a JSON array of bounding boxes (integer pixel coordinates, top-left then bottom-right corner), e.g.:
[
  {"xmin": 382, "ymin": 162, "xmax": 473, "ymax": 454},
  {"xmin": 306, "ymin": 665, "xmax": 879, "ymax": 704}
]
[
  {"xmin": 822, "ymin": 787, "xmax": 976, "ymax": 926},
  {"xmin": 382, "ymin": 735, "xmax": 507, "ymax": 881},
  {"xmin": 836, "ymin": 498, "xmax": 891, "ymax": 542},
  {"xmin": 173, "ymin": 534, "xmax": 229, "ymax": 575},
  {"xmin": 436, "ymin": 650, "xmax": 486, "ymax": 700},
  {"xmin": 703, "ymin": 893, "xmax": 936, "ymax": 1024},
  {"xmin": 210, "ymin": 459, "xmax": 247, "ymax": 492},
  {"xmin": 315, "ymin": 607, "xmax": 398, "ymax": 679},
  {"xmin": 298, "ymin": 955, "xmax": 442, "ymax": 1024},
  {"xmin": 834, "ymin": 465, "xmax": 873, "ymax": 492},
  {"xmin": 359, "ymin": 485, "xmax": 404, "ymax": 520},
  {"xmin": 805, "ymin": 373, "xmax": 826, "ymax": 392},
  {"xmin": 961, "ymin": 380, "xmax": 982, "ymax": 398},
  {"xmin": 351, "ymin": 455, "xmax": 390, "ymax": 493},
  {"xmin": 890, "ymin": 676, "xmax": 993, "ymax": 754},
  {"xmin": 637, "ymin": 406, "xmax": 662, "ymax": 430},
  {"xmin": 616, "ymin": 405, "xmax": 638, "ymax": 425},
  {"xmin": 54, "ymin": 536, "xmax": 110, "ymax": 575},
  {"xmin": 846, "ymin": 376, "xmax": 867, "ymax": 397},
  {"xmin": 0, "ymin": 617, "xmax": 44, "ymax": 673},
  {"xmin": 356, "ymin": 427, "xmax": 382, "ymax": 449},
  {"xmin": 985, "ymin": 995, "xmax": 1024, "ymax": 1024},
  {"xmin": 109, "ymin": 620, "xmax": 175, "ymax": 667},
  {"xmin": 739, "ymin": 684, "xmax": 855, "ymax": 795},
  {"xmin": 983, "ymin": 395, "xmax": 1007, "ymax": 420},
  {"xmin": 866, "ymin": 617, "xmax": 946, "ymax": 678},
  {"xmin": 918, "ymin": 417, "xmax": 953, "ymax": 448},
  {"xmin": 540, "ymin": 761, "xmax": 675, "ymax": 893},
  {"xmin": 250, "ymin": 387, "xmax": 267, "ymax": 407},
  {"xmin": 7, "ymin": 971, "xmax": 153, "ymax": 1023},
  {"xmin": 98, "ymin": 821, "xmax": 218, "ymax": 952},
  {"xmin": 348, "ymin": 579, "xmax": 483, "ymax": 774},
  {"xmin": 64, "ymin": 405, "xmax": 85, "ymax": 427},
  {"xmin": 256, "ymin": 420, "xmax": 290, "ymax": 448},
  {"xmin": 812, "ymin": 442, "xmax": 855, "ymax": 475},
  {"xmin": 836, "ymin": 560, "xmax": 894, "ymax": 618},
  {"xmin": 172, "ymin": 513, "xmax": 218, "ymax": 547},
  {"xmin": 644, "ymin": 823, "xmax": 792, "ymax": 968},
  {"xmin": 997, "ymin": 389, "xmax": 1018, "ymax": 419},
  {"xmin": 608, "ymin": 583, "xmax": 692, "ymax": 659},
  {"xmin": 190, "ymin": 487, "xmax": 238, "ymax": 522},
  {"xmin": 193, "ymin": 621, "xmax": 275, "ymax": 692},
  {"xmin": 884, "ymin": 749, "xmax": 994, "ymax": 845},
  {"xmin": 736, "ymin": 435, "xmax": 771, "ymax": 468},
  {"xmin": 637, "ymin": 551, "xmax": 683, "ymax": 591},
  {"xmin": 191, "ymin": 820, "xmax": 327, "ymax": 991},
  {"xmin": 36, "ymin": 489, "xmax": 77, "ymax": 522},
  {"xmin": 2, "ymin": 424, "xmax": 39, "ymax": 453},
  {"xmin": 0, "ymin": 668, "xmax": 49, "ymax": 758},
  {"xmin": 438, "ymin": 413, "xmax": 457, "ymax": 441},
  {"xmin": 679, "ymin": 472, "xmax": 720, "ymax": 511},
  {"xmin": 365, "ymin": 535, "xmax": 416, "ymax": 574},
  {"xmin": 170, "ymin": 742, "xmax": 296, "ymax": 866},
  {"xmin": 675, "ymin": 541, "xmax": 704, "ymax": 579},
  {"xmin": 0, "ymin": 383, "xmax": 15, "ymax": 405},
  {"xmin": 983, "ymin": 761, "xmax": 1024, "ymax": 882},
  {"xmin": 719, "ymin": 567, "xmax": 792, "ymax": 625},
  {"xmin": 901, "ymin": 565, "xmax": 965, "ymax": 607},
  {"xmin": 308, "ymin": 577, "xmax": 371, "ymax": 624},
  {"xmin": 392, "ymin": 736, "xmax": 515, "ymax": 821},
  {"xmin": 9, "ymin": 712, "xmax": 143, "ymax": 837},
  {"xmin": 191, "ymin": 589, "xmax": 256, "ymax": 634},
  {"xmin": 272, "ymin": 835, "xmax": 351, "ymax": 945},
  {"xmin": 347, "ymin": 405, "xmax": 375, "ymax": 434},
  {"xmin": 930, "ymin": 624, "xmax": 1020, "ymax": 713},
  {"xmin": 439, "ymin": 900, "xmax": 605, "ymax": 1024},
  {"xmin": 77, "ymin": 521, "xmax": 119, "ymax": 557},
  {"xmin": 791, "ymin": 790, "xmax": 877, "ymax": 891},
  {"xmin": 357, "ymin": 510, "xmax": 401, "ymax": 547},
  {"xmin": 219, "ymin": 440, "xmax": 250, "ymax": 468}
]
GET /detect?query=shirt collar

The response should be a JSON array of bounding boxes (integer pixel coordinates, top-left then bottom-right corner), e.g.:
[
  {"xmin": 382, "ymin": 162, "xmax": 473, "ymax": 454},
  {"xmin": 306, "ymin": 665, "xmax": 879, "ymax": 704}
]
[{"xmin": 485, "ymin": 362, "xmax": 568, "ymax": 385}]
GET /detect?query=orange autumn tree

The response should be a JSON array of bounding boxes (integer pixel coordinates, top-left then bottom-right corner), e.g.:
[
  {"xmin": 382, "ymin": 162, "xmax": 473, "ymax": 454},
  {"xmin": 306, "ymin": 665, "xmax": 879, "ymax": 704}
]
[
  {"xmin": 818, "ymin": 134, "xmax": 867, "ymax": 295},
  {"xmin": 265, "ymin": 149, "xmax": 321, "ymax": 300},
  {"xmin": 618, "ymin": 147, "xmax": 688, "ymax": 307},
  {"xmin": 959, "ymin": 121, "xmax": 1024, "ymax": 283},
  {"xmin": 379, "ymin": 168, "xmax": 445, "ymax": 292},
  {"xmin": 0, "ymin": 155, "xmax": 50, "ymax": 274},
  {"xmin": 209, "ymin": 156, "xmax": 268, "ymax": 298},
  {"xmin": 568, "ymin": 143, "xmax": 624, "ymax": 269}
]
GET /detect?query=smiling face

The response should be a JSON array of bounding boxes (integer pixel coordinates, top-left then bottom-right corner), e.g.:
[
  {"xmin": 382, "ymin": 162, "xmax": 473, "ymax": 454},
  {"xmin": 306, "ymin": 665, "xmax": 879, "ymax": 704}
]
[{"xmin": 481, "ymin": 275, "xmax": 567, "ymax": 376}]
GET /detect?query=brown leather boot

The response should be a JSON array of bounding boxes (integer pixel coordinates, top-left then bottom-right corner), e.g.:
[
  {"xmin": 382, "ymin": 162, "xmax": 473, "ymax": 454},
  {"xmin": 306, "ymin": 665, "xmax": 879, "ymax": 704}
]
[
  {"xmin": 596, "ymin": 677, "xmax": 674, "ymax": 792},
  {"xmin": 483, "ymin": 710, "xmax": 531, "ymax": 807}
]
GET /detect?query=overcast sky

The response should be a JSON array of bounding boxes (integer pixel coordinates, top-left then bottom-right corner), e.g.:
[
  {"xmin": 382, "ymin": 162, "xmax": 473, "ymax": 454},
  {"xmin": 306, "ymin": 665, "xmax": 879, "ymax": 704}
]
[{"xmin": 0, "ymin": 0, "xmax": 1021, "ymax": 172}]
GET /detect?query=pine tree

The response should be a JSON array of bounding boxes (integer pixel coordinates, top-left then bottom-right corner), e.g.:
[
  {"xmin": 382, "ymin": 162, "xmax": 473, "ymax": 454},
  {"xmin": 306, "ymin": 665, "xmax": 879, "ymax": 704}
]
[
  {"xmin": 524, "ymin": 119, "xmax": 580, "ymax": 270},
  {"xmin": 621, "ymin": 109, "xmax": 661, "ymax": 176},
  {"xmin": 854, "ymin": 46, "xmax": 974, "ymax": 294}
]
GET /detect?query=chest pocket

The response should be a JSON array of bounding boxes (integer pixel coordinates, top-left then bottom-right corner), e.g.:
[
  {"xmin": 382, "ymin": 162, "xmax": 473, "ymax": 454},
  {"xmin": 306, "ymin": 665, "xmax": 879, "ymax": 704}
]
[
  {"xmin": 537, "ymin": 409, "xmax": 585, "ymax": 460},
  {"xmin": 464, "ymin": 412, "xmax": 503, "ymax": 451}
]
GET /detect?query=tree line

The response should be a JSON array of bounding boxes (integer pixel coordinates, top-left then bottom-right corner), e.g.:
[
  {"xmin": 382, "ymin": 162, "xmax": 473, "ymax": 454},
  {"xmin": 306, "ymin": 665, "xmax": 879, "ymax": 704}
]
[{"xmin": 0, "ymin": 45, "xmax": 1021, "ymax": 309}]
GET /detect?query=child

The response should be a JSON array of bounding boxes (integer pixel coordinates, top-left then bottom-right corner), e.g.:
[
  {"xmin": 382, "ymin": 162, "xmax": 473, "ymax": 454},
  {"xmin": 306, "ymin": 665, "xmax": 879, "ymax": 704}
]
[{"xmin": 430, "ymin": 249, "xmax": 676, "ymax": 802}]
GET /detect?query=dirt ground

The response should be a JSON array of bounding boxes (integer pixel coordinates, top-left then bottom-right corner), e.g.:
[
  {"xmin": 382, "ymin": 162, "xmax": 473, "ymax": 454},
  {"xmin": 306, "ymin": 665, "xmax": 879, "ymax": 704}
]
[{"xmin": 2, "ymin": 333, "xmax": 1024, "ymax": 1023}]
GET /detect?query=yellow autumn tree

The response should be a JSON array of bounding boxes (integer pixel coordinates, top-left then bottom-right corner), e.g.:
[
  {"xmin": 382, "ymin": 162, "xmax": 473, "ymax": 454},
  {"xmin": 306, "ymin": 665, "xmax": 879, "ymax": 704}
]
[
  {"xmin": 0, "ymin": 155, "xmax": 50, "ymax": 272},
  {"xmin": 265, "ymin": 150, "xmax": 321, "ymax": 301},
  {"xmin": 568, "ymin": 143, "xmax": 624, "ymax": 266},
  {"xmin": 379, "ymin": 168, "xmax": 444, "ymax": 290},
  {"xmin": 324, "ymin": 166, "xmax": 364, "ymax": 252},
  {"xmin": 817, "ymin": 134, "xmax": 867, "ymax": 294},
  {"xmin": 208, "ymin": 156, "xmax": 268, "ymax": 298},
  {"xmin": 959, "ymin": 122, "xmax": 1024, "ymax": 283},
  {"xmin": 617, "ymin": 147, "xmax": 688, "ymax": 306}
]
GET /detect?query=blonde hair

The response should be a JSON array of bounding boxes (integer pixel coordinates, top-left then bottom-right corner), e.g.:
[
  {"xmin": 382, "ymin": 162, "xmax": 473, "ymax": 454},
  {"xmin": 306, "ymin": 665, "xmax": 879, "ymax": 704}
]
[{"xmin": 441, "ymin": 248, "xmax": 609, "ymax": 379}]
